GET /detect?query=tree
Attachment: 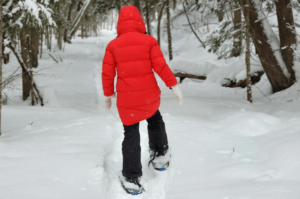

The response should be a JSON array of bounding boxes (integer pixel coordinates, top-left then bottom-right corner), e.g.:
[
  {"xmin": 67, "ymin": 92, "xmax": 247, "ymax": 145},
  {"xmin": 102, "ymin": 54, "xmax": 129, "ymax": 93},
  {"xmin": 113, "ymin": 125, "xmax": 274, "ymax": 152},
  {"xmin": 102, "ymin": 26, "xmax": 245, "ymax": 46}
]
[
  {"xmin": 2, "ymin": 0, "xmax": 53, "ymax": 105},
  {"xmin": 157, "ymin": 1, "xmax": 166, "ymax": 46},
  {"xmin": 166, "ymin": 0, "xmax": 173, "ymax": 61},
  {"xmin": 64, "ymin": 0, "xmax": 75, "ymax": 43},
  {"xmin": 20, "ymin": 26, "xmax": 34, "ymax": 102},
  {"xmin": 231, "ymin": 0, "xmax": 242, "ymax": 57},
  {"xmin": 217, "ymin": 0, "xmax": 224, "ymax": 22},
  {"xmin": 145, "ymin": 0, "xmax": 152, "ymax": 35},
  {"xmin": 275, "ymin": 0, "xmax": 296, "ymax": 82},
  {"xmin": 134, "ymin": 0, "xmax": 142, "ymax": 13},
  {"xmin": 57, "ymin": 2, "xmax": 63, "ymax": 50},
  {"xmin": 67, "ymin": 0, "xmax": 93, "ymax": 41},
  {"xmin": 245, "ymin": 0, "xmax": 252, "ymax": 103},
  {"xmin": 0, "ymin": 0, "xmax": 2, "ymax": 135},
  {"xmin": 238, "ymin": 0, "xmax": 296, "ymax": 92}
]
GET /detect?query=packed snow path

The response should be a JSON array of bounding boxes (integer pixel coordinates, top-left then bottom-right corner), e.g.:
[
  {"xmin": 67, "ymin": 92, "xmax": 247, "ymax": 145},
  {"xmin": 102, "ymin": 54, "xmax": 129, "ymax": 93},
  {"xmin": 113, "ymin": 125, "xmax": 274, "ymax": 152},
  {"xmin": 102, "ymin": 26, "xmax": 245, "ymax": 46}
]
[{"xmin": 1, "ymin": 31, "xmax": 300, "ymax": 199}]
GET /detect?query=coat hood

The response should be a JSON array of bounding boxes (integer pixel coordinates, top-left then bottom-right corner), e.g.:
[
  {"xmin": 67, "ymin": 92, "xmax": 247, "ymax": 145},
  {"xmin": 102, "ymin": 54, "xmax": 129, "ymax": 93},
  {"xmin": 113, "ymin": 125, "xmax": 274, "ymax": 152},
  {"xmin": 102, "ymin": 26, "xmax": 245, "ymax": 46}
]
[{"xmin": 117, "ymin": 6, "xmax": 146, "ymax": 36}]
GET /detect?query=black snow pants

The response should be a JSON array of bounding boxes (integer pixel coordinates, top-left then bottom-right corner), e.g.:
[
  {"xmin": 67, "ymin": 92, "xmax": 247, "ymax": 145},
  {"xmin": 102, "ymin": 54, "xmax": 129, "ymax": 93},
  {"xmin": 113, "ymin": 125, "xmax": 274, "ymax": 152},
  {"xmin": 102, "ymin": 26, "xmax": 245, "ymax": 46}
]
[{"xmin": 122, "ymin": 110, "xmax": 169, "ymax": 178}]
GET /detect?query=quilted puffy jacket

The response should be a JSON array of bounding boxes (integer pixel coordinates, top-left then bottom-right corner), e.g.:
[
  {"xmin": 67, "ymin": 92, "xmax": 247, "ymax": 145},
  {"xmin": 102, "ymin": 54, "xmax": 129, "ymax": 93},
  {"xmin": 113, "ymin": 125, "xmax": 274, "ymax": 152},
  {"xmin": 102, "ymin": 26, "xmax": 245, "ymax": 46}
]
[{"xmin": 102, "ymin": 6, "xmax": 177, "ymax": 125}]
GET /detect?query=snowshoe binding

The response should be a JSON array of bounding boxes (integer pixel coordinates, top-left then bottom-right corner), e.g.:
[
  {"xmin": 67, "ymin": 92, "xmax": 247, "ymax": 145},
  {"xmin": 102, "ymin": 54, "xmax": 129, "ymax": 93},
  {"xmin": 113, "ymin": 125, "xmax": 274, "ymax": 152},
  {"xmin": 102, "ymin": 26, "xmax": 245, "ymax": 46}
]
[
  {"xmin": 119, "ymin": 173, "xmax": 145, "ymax": 195},
  {"xmin": 148, "ymin": 148, "xmax": 171, "ymax": 171}
]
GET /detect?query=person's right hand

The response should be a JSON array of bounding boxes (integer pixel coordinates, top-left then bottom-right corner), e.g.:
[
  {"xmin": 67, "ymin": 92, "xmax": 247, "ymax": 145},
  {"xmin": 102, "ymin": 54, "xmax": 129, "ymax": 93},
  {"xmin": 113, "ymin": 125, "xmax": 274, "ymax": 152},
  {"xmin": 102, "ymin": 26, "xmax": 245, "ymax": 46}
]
[
  {"xmin": 171, "ymin": 85, "xmax": 183, "ymax": 105},
  {"xmin": 104, "ymin": 93, "xmax": 116, "ymax": 110}
]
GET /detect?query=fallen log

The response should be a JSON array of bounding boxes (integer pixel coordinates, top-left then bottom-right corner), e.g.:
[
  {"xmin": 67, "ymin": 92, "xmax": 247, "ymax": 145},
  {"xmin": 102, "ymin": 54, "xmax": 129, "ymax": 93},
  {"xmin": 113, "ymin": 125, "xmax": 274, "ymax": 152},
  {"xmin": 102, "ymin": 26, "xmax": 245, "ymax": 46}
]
[
  {"xmin": 224, "ymin": 71, "xmax": 264, "ymax": 88},
  {"xmin": 174, "ymin": 72, "xmax": 207, "ymax": 83},
  {"xmin": 174, "ymin": 71, "xmax": 264, "ymax": 88}
]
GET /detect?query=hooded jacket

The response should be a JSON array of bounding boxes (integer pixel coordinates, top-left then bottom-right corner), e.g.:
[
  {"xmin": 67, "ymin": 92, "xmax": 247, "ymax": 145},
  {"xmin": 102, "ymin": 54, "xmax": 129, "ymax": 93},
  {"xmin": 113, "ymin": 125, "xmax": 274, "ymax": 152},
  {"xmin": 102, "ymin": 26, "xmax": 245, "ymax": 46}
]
[{"xmin": 102, "ymin": 6, "xmax": 177, "ymax": 125}]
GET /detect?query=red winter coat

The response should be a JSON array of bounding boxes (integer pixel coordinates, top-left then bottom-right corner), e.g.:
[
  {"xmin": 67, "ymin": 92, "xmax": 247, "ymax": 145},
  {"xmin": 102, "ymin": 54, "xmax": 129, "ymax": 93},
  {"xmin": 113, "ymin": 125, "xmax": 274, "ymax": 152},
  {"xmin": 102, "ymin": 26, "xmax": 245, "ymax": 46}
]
[{"xmin": 102, "ymin": 6, "xmax": 177, "ymax": 126}]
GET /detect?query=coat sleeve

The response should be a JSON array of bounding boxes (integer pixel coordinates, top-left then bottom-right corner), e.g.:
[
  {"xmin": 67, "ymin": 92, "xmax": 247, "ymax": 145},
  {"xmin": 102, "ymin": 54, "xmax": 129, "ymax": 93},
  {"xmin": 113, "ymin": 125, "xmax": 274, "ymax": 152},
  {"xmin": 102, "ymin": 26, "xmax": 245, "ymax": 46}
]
[
  {"xmin": 102, "ymin": 43, "xmax": 116, "ymax": 97},
  {"xmin": 150, "ymin": 38, "xmax": 177, "ymax": 88}
]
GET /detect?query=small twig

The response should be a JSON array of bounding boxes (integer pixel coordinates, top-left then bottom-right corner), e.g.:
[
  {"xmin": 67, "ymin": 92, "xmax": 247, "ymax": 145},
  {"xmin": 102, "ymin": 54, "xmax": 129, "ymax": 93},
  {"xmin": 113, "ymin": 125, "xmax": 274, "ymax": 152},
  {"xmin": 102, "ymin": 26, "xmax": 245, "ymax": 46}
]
[{"xmin": 49, "ymin": 54, "xmax": 59, "ymax": 63}]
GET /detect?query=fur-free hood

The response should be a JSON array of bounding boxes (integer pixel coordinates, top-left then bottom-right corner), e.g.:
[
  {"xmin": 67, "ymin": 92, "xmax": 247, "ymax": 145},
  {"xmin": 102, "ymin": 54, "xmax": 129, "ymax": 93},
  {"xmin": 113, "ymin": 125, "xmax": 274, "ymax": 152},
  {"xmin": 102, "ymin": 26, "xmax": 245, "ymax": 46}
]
[{"xmin": 117, "ymin": 6, "xmax": 146, "ymax": 36}]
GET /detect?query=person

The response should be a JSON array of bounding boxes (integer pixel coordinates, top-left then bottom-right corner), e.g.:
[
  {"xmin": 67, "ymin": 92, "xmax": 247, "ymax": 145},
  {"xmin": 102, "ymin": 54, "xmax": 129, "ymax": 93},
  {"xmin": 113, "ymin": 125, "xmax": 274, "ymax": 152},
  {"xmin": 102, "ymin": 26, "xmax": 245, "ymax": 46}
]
[{"xmin": 101, "ymin": 5, "xmax": 183, "ymax": 194}]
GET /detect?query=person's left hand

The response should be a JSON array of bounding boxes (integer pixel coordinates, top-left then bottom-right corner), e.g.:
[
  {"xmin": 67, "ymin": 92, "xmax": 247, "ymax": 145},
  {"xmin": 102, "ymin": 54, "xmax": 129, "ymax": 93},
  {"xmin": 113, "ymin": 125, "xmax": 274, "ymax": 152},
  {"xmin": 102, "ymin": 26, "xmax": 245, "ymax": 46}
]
[
  {"xmin": 104, "ymin": 93, "xmax": 116, "ymax": 110},
  {"xmin": 171, "ymin": 85, "xmax": 183, "ymax": 105}
]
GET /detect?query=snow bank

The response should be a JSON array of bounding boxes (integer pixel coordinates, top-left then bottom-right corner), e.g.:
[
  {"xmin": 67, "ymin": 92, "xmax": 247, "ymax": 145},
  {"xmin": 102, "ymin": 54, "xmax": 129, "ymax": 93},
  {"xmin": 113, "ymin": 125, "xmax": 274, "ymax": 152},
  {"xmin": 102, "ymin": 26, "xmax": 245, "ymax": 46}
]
[
  {"xmin": 221, "ymin": 110, "xmax": 281, "ymax": 137},
  {"xmin": 40, "ymin": 87, "xmax": 61, "ymax": 107},
  {"xmin": 257, "ymin": 127, "xmax": 300, "ymax": 181},
  {"xmin": 270, "ymin": 83, "xmax": 300, "ymax": 102},
  {"xmin": 170, "ymin": 60, "xmax": 216, "ymax": 76}
]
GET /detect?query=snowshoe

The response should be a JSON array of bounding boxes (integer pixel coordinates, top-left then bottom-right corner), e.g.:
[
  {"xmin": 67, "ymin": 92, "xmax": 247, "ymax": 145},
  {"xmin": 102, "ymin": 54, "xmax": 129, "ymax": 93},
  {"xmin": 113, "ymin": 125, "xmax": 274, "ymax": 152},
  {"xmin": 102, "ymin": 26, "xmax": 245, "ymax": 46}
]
[
  {"xmin": 118, "ymin": 173, "xmax": 145, "ymax": 195},
  {"xmin": 148, "ymin": 148, "xmax": 171, "ymax": 171}
]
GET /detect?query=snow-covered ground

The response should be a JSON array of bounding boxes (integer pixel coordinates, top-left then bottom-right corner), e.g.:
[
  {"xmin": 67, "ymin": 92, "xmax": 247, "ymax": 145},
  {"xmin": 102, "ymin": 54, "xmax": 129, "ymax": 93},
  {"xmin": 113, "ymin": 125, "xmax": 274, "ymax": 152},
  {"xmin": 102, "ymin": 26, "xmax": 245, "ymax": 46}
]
[{"xmin": 1, "ymin": 30, "xmax": 300, "ymax": 199}]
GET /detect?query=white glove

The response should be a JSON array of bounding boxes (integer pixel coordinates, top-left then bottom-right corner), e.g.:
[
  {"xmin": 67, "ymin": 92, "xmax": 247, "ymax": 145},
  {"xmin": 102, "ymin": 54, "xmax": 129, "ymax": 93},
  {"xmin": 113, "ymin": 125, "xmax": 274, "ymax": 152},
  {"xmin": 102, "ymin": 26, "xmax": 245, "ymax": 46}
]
[
  {"xmin": 104, "ymin": 93, "xmax": 116, "ymax": 110},
  {"xmin": 171, "ymin": 85, "xmax": 183, "ymax": 105}
]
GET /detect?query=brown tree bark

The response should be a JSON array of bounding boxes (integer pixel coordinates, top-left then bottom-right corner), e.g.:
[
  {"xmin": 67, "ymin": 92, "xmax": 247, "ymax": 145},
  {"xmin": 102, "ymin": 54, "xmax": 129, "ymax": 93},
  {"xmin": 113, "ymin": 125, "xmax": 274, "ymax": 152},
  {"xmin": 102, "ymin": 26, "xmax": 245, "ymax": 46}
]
[
  {"xmin": 145, "ymin": 1, "xmax": 152, "ymax": 35},
  {"xmin": 245, "ymin": 0, "xmax": 252, "ymax": 103},
  {"xmin": 31, "ymin": 28, "xmax": 39, "ymax": 68},
  {"xmin": 134, "ymin": 0, "xmax": 142, "ymax": 13},
  {"xmin": 217, "ymin": 0, "xmax": 224, "ymax": 22},
  {"xmin": 67, "ymin": 0, "xmax": 93, "ymax": 40},
  {"xmin": 166, "ymin": 0, "xmax": 173, "ymax": 61},
  {"xmin": 40, "ymin": 32, "xmax": 43, "ymax": 58},
  {"xmin": 111, "ymin": 10, "xmax": 114, "ymax": 31},
  {"xmin": 20, "ymin": 27, "xmax": 33, "ymax": 101},
  {"xmin": 9, "ymin": 44, "xmax": 44, "ymax": 106},
  {"xmin": 64, "ymin": 0, "xmax": 75, "ymax": 43},
  {"xmin": 275, "ymin": 0, "xmax": 296, "ymax": 82},
  {"xmin": 238, "ymin": 0, "xmax": 292, "ymax": 92},
  {"xmin": 3, "ymin": 53, "xmax": 9, "ymax": 64},
  {"xmin": 157, "ymin": 2, "xmax": 166, "ymax": 47},
  {"xmin": 57, "ymin": 3, "xmax": 63, "ymax": 50},
  {"xmin": 0, "ymin": 0, "xmax": 2, "ymax": 135},
  {"xmin": 172, "ymin": 0, "xmax": 177, "ymax": 10},
  {"xmin": 81, "ymin": 21, "xmax": 84, "ymax": 39},
  {"xmin": 231, "ymin": 0, "xmax": 242, "ymax": 57}
]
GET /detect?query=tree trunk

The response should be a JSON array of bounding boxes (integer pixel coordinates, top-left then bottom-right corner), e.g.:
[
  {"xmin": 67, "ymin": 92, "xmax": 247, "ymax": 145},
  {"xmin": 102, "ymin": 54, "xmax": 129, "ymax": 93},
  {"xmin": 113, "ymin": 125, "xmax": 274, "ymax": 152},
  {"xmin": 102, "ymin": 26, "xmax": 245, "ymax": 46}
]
[
  {"xmin": 245, "ymin": 0, "xmax": 252, "ymax": 103},
  {"xmin": 166, "ymin": 0, "xmax": 173, "ymax": 61},
  {"xmin": 57, "ymin": 3, "xmax": 63, "ymax": 50},
  {"xmin": 238, "ymin": 0, "xmax": 293, "ymax": 93},
  {"xmin": 9, "ymin": 44, "xmax": 44, "ymax": 106},
  {"xmin": 134, "ymin": 0, "xmax": 142, "ymax": 14},
  {"xmin": 117, "ymin": 0, "xmax": 122, "ymax": 13},
  {"xmin": 157, "ymin": 2, "xmax": 166, "ymax": 47},
  {"xmin": 31, "ymin": 28, "xmax": 39, "ymax": 68},
  {"xmin": 0, "ymin": 0, "xmax": 2, "ymax": 135},
  {"xmin": 217, "ymin": 0, "xmax": 224, "ymax": 22},
  {"xmin": 67, "ymin": 0, "xmax": 93, "ymax": 40},
  {"xmin": 64, "ymin": 0, "xmax": 75, "ymax": 43},
  {"xmin": 40, "ymin": 32, "xmax": 43, "ymax": 58},
  {"xmin": 46, "ymin": 26, "xmax": 50, "ymax": 50},
  {"xmin": 20, "ymin": 27, "xmax": 33, "ymax": 101},
  {"xmin": 275, "ymin": 0, "xmax": 296, "ymax": 82},
  {"xmin": 145, "ymin": 1, "xmax": 152, "ymax": 35},
  {"xmin": 49, "ymin": 28, "xmax": 52, "ymax": 51},
  {"xmin": 111, "ymin": 10, "xmax": 114, "ymax": 30},
  {"xmin": 3, "ymin": 53, "xmax": 9, "ymax": 64},
  {"xmin": 172, "ymin": 0, "xmax": 177, "ymax": 10},
  {"xmin": 81, "ymin": 21, "xmax": 84, "ymax": 39},
  {"xmin": 231, "ymin": 0, "xmax": 242, "ymax": 57}
]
